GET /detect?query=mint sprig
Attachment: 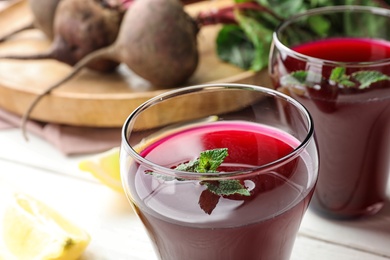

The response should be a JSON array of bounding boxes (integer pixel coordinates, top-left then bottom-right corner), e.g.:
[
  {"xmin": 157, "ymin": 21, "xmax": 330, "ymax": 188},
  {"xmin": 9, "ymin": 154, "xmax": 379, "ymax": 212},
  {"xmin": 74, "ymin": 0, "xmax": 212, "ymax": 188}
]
[
  {"xmin": 281, "ymin": 67, "xmax": 390, "ymax": 90},
  {"xmin": 201, "ymin": 180, "xmax": 250, "ymax": 197},
  {"xmin": 197, "ymin": 148, "xmax": 229, "ymax": 173},
  {"xmin": 352, "ymin": 70, "xmax": 390, "ymax": 89},
  {"xmin": 329, "ymin": 67, "xmax": 355, "ymax": 87},
  {"xmin": 281, "ymin": 70, "xmax": 309, "ymax": 86},
  {"xmin": 145, "ymin": 148, "xmax": 250, "ymax": 214},
  {"xmin": 330, "ymin": 67, "xmax": 390, "ymax": 89}
]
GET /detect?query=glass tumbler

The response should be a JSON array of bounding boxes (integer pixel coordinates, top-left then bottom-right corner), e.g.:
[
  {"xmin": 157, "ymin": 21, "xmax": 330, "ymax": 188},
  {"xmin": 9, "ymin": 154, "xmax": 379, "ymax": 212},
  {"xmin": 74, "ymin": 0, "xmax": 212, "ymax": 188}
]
[
  {"xmin": 120, "ymin": 83, "xmax": 319, "ymax": 260},
  {"xmin": 269, "ymin": 5, "xmax": 390, "ymax": 219}
]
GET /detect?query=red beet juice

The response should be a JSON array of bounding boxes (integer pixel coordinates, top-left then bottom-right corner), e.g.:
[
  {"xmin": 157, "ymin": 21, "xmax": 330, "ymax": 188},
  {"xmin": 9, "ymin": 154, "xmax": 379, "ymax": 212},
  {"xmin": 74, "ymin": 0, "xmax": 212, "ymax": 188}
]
[
  {"xmin": 124, "ymin": 121, "xmax": 317, "ymax": 260},
  {"xmin": 272, "ymin": 37, "xmax": 390, "ymax": 218}
]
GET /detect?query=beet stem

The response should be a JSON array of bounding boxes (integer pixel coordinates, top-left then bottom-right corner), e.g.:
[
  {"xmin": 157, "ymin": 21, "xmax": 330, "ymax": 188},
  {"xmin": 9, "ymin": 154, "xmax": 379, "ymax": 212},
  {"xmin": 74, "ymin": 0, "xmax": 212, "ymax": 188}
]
[
  {"xmin": 0, "ymin": 50, "xmax": 53, "ymax": 60},
  {"xmin": 120, "ymin": 0, "xmax": 198, "ymax": 8},
  {"xmin": 21, "ymin": 46, "xmax": 114, "ymax": 140}
]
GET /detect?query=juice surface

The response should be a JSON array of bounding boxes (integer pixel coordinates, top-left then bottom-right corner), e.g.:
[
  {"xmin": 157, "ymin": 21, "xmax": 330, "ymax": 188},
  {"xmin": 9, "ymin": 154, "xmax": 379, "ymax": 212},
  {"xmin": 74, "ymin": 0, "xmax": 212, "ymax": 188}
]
[
  {"xmin": 125, "ymin": 121, "xmax": 315, "ymax": 260},
  {"xmin": 293, "ymin": 37, "xmax": 390, "ymax": 62}
]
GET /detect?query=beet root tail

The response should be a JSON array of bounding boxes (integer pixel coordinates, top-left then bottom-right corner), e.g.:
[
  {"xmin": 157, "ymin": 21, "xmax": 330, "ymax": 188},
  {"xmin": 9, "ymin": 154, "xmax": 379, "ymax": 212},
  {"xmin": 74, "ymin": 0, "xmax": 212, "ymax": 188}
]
[{"xmin": 20, "ymin": 46, "xmax": 114, "ymax": 140}]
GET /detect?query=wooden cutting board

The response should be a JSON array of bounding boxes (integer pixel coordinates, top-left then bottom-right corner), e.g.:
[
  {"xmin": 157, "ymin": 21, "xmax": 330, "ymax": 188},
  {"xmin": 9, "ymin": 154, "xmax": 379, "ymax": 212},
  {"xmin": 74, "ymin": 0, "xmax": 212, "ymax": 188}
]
[{"xmin": 0, "ymin": 0, "xmax": 271, "ymax": 127}]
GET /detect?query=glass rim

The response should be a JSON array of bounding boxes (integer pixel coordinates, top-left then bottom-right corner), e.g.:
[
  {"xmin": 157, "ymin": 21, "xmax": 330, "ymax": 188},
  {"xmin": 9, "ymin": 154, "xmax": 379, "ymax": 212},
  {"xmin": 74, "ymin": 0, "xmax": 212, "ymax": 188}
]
[
  {"xmin": 121, "ymin": 83, "xmax": 315, "ymax": 180},
  {"xmin": 272, "ymin": 5, "xmax": 390, "ymax": 67}
]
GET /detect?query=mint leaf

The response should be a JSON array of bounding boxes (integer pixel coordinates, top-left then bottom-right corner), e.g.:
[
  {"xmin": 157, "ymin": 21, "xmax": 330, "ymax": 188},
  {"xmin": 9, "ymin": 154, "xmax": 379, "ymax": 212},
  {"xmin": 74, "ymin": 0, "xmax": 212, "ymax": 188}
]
[
  {"xmin": 174, "ymin": 159, "xmax": 199, "ymax": 172},
  {"xmin": 283, "ymin": 67, "xmax": 390, "ymax": 91},
  {"xmin": 198, "ymin": 189, "xmax": 220, "ymax": 215},
  {"xmin": 197, "ymin": 148, "xmax": 228, "ymax": 173},
  {"xmin": 280, "ymin": 71, "xmax": 308, "ymax": 90},
  {"xmin": 280, "ymin": 70, "xmax": 322, "ymax": 89},
  {"xmin": 330, "ymin": 67, "xmax": 355, "ymax": 87},
  {"xmin": 331, "ymin": 68, "xmax": 390, "ymax": 89},
  {"xmin": 145, "ymin": 170, "xmax": 178, "ymax": 181},
  {"xmin": 289, "ymin": 70, "xmax": 308, "ymax": 84},
  {"xmin": 145, "ymin": 148, "xmax": 251, "ymax": 214},
  {"xmin": 146, "ymin": 148, "xmax": 228, "ymax": 177},
  {"xmin": 351, "ymin": 70, "xmax": 390, "ymax": 89},
  {"xmin": 202, "ymin": 180, "xmax": 251, "ymax": 197}
]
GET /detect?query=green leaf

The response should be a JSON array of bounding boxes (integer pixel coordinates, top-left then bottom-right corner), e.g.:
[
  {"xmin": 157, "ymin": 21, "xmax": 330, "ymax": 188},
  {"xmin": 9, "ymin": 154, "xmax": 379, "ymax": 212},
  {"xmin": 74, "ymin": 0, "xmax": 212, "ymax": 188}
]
[
  {"xmin": 235, "ymin": 10, "xmax": 273, "ymax": 71},
  {"xmin": 330, "ymin": 67, "xmax": 390, "ymax": 89},
  {"xmin": 216, "ymin": 25, "xmax": 255, "ymax": 70},
  {"xmin": 254, "ymin": 0, "xmax": 306, "ymax": 19},
  {"xmin": 202, "ymin": 180, "xmax": 251, "ymax": 196},
  {"xmin": 174, "ymin": 159, "xmax": 199, "ymax": 172},
  {"xmin": 280, "ymin": 73, "xmax": 306, "ymax": 88},
  {"xmin": 290, "ymin": 70, "xmax": 309, "ymax": 83},
  {"xmin": 145, "ymin": 148, "xmax": 251, "ymax": 214},
  {"xmin": 330, "ymin": 67, "xmax": 346, "ymax": 81},
  {"xmin": 280, "ymin": 70, "xmax": 322, "ymax": 88},
  {"xmin": 282, "ymin": 67, "xmax": 390, "ymax": 91},
  {"xmin": 351, "ymin": 70, "xmax": 390, "ymax": 89},
  {"xmin": 147, "ymin": 148, "xmax": 228, "ymax": 177},
  {"xmin": 308, "ymin": 15, "xmax": 330, "ymax": 37},
  {"xmin": 145, "ymin": 171, "xmax": 177, "ymax": 181},
  {"xmin": 197, "ymin": 148, "xmax": 228, "ymax": 173},
  {"xmin": 330, "ymin": 67, "xmax": 355, "ymax": 87},
  {"xmin": 215, "ymin": 0, "xmax": 387, "ymax": 72}
]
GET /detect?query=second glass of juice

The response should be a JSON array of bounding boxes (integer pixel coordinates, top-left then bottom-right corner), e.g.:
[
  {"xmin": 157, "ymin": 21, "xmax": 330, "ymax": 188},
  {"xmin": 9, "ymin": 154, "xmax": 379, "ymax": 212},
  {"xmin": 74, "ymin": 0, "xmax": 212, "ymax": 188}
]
[
  {"xmin": 269, "ymin": 5, "xmax": 390, "ymax": 219},
  {"xmin": 121, "ymin": 83, "xmax": 319, "ymax": 260}
]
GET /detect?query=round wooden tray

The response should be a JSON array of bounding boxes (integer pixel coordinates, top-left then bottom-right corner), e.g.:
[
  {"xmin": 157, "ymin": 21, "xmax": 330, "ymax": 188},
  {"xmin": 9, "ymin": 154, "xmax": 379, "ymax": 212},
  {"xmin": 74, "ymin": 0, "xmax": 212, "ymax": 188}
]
[{"xmin": 0, "ymin": 0, "xmax": 271, "ymax": 127}]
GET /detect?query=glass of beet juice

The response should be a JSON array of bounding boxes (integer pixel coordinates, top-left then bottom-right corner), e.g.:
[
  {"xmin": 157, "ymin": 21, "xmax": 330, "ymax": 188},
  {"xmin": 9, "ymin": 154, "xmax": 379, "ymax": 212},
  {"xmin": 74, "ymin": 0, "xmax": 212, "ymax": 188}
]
[
  {"xmin": 269, "ymin": 5, "xmax": 390, "ymax": 219},
  {"xmin": 120, "ymin": 83, "xmax": 319, "ymax": 260}
]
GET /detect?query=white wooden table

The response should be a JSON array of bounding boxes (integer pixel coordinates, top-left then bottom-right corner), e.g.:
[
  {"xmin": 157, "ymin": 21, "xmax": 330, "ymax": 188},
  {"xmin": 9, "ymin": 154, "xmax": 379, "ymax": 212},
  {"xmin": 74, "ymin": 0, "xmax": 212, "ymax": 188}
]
[{"xmin": 0, "ymin": 128, "xmax": 389, "ymax": 260}]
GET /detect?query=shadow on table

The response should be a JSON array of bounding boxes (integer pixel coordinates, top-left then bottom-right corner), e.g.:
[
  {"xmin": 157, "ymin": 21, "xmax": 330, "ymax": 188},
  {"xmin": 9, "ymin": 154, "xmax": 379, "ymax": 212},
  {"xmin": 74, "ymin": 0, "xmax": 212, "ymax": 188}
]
[
  {"xmin": 304, "ymin": 199, "xmax": 390, "ymax": 258},
  {"xmin": 320, "ymin": 198, "xmax": 390, "ymax": 234},
  {"xmin": 375, "ymin": 198, "xmax": 390, "ymax": 217}
]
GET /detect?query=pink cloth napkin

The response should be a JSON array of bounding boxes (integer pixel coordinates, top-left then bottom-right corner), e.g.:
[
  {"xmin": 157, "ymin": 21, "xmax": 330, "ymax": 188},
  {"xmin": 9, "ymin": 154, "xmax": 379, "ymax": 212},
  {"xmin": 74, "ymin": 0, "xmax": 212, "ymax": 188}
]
[{"xmin": 0, "ymin": 108, "xmax": 121, "ymax": 155}]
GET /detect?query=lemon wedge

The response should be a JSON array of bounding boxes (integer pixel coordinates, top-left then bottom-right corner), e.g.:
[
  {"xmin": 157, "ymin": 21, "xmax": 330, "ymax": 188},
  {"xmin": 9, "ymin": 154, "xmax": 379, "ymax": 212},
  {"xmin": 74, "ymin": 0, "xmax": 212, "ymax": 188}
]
[
  {"xmin": 79, "ymin": 147, "xmax": 123, "ymax": 192},
  {"xmin": 0, "ymin": 247, "xmax": 16, "ymax": 260},
  {"xmin": 2, "ymin": 193, "xmax": 90, "ymax": 260}
]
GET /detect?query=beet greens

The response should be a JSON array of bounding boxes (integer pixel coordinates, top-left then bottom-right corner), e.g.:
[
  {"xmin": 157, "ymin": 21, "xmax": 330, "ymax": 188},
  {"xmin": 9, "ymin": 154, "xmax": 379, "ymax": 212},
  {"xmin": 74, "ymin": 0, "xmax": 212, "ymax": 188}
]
[{"xmin": 197, "ymin": 0, "xmax": 390, "ymax": 72}]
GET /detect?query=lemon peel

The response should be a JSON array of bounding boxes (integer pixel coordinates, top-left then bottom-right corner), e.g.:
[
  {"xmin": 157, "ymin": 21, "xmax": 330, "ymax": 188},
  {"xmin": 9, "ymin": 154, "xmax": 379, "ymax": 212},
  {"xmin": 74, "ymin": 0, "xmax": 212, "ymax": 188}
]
[
  {"xmin": 2, "ymin": 193, "xmax": 90, "ymax": 260},
  {"xmin": 79, "ymin": 147, "xmax": 123, "ymax": 192}
]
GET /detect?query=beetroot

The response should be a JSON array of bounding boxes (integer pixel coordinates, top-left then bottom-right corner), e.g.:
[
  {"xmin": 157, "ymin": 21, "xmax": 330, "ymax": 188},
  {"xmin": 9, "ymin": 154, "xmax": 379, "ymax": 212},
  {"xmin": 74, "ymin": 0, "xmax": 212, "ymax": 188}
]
[
  {"xmin": 29, "ymin": 0, "xmax": 62, "ymax": 40},
  {"xmin": 64, "ymin": 0, "xmax": 200, "ymax": 86},
  {"xmin": 17, "ymin": 0, "xmax": 285, "ymax": 141},
  {"xmin": 0, "ymin": 0, "xmax": 61, "ymax": 43},
  {"xmin": 0, "ymin": 0, "xmax": 125, "ymax": 72},
  {"xmin": 21, "ymin": 0, "xmax": 199, "ymax": 139},
  {"xmin": 110, "ymin": 0, "xmax": 199, "ymax": 86}
]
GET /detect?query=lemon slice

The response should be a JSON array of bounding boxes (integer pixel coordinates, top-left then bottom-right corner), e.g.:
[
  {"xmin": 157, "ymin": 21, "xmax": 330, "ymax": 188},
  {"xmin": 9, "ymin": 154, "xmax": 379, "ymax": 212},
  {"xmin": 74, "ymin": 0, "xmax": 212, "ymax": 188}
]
[
  {"xmin": 0, "ymin": 247, "xmax": 16, "ymax": 260},
  {"xmin": 79, "ymin": 147, "xmax": 122, "ymax": 192},
  {"xmin": 3, "ymin": 193, "xmax": 90, "ymax": 260}
]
